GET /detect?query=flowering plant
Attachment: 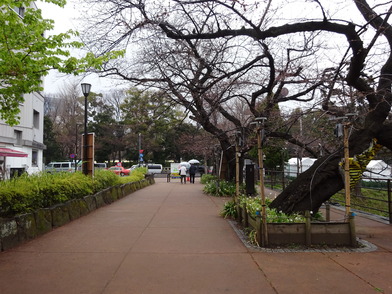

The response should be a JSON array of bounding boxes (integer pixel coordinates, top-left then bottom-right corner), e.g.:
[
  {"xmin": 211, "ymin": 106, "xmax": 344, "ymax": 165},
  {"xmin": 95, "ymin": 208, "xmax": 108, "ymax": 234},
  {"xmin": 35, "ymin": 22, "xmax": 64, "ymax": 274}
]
[{"xmin": 238, "ymin": 196, "xmax": 306, "ymax": 223}]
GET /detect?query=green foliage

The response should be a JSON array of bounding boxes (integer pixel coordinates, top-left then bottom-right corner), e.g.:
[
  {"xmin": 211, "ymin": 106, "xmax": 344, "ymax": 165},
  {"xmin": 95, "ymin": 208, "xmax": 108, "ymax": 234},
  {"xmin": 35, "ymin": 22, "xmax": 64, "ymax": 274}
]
[
  {"xmin": 245, "ymin": 228, "xmax": 259, "ymax": 246},
  {"xmin": 121, "ymin": 88, "xmax": 183, "ymax": 162},
  {"xmin": 118, "ymin": 167, "xmax": 147, "ymax": 184},
  {"xmin": 0, "ymin": 0, "xmax": 123, "ymax": 125},
  {"xmin": 0, "ymin": 169, "xmax": 144, "ymax": 217},
  {"xmin": 88, "ymin": 99, "xmax": 118, "ymax": 163},
  {"xmin": 200, "ymin": 174, "xmax": 217, "ymax": 184},
  {"xmin": 330, "ymin": 187, "xmax": 390, "ymax": 219},
  {"xmin": 220, "ymin": 200, "xmax": 238, "ymax": 219},
  {"xmin": 203, "ymin": 179, "xmax": 236, "ymax": 197},
  {"xmin": 43, "ymin": 115, "xmax": 62, "ymax": 164},
  {"xmin": 92, "ymin": 169, "xmax": 121, "ymax": 191},
  {"xmin": 238, "ymin": 196, "xmax": 306, "ymax": 223},
  {"xmin": 360, "ymin": 180, "xmax": 388, "ymax": 189}
]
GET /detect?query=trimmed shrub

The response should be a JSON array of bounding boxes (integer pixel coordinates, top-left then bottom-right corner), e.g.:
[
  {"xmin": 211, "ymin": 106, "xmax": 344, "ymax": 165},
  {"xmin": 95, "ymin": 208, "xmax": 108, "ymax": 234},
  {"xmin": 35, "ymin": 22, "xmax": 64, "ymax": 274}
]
[
  {"xmin": 0, "ymin": 169, "xmax": 147, "ymax": 218},
  {"xmin": 203, "ymin": 179, "xmax": 236, "ymax": 197},
  {"xmin": 200, "ymin": 174, "xmax": 217, "ymax": 184}
]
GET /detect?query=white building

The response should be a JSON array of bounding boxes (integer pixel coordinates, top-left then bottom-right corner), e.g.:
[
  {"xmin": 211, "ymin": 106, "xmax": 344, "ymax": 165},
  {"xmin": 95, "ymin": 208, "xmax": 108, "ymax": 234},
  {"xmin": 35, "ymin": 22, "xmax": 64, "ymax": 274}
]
[
  {"xmin": 0, "ymin": 2, "xmax": 45, "ymax": 179},
  {"xmin": 363, "ymin": 160, "xmax": 392, "ymax": 180},
  {"xmin": 284, "ymin": 157, "xmax": 317, "ymax": 177},
  {"xmin": 285, "ymin": 157, "xmax": 392, "ymax": 180},
  {"xmin": 0, "ymin": 92, "xmax": 45, "ymax": 179}
]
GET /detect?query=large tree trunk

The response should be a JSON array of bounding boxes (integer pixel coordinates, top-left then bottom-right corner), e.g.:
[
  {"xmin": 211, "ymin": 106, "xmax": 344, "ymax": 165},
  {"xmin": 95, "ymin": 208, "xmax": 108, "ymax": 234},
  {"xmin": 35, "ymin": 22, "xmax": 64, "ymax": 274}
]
[
  {"xmin": 270, "ymin": 126, "xmax": 392, "ymax": 214},
  {"xmin": 271, "ymin": 0, "xmax": 392, "ymax": 214}
]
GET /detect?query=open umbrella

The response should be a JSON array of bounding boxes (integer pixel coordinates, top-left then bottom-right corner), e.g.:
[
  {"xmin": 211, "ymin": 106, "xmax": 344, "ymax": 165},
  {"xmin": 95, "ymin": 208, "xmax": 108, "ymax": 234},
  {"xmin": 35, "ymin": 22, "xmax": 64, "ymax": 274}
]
[
  {"xmin": 188, "ymin": 159, "xmax": 200, "ymax": 164},
  {"xmin": 179, "ymin": 162, "xmax": 191, "ymax": 169}
]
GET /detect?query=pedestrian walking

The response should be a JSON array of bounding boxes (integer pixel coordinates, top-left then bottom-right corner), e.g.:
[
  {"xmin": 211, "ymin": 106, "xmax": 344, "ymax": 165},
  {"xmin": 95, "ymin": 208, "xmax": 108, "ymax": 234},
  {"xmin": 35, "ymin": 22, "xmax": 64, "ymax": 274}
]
[
  {"xmin": 189, "ymin": 163, "xmax": 197, "ymax": 183},
  {"xmin": 179, "ymin": 165, "xmax": 187, "ymax": 184}
]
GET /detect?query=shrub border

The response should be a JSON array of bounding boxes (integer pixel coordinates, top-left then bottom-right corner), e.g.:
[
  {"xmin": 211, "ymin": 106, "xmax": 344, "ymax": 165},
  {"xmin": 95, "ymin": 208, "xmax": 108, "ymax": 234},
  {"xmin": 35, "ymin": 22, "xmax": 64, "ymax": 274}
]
[{"xmin": 0, "ymin": 178, "xmax": 155, "ymax": 252}]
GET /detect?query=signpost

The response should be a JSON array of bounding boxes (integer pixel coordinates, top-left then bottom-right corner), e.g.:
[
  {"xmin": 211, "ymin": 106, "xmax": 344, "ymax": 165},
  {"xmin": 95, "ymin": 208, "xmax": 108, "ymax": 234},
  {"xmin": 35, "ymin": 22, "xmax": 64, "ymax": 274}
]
[{"xmin": 139, "ymin": 149, "xmax": 144, "ymax": 165}]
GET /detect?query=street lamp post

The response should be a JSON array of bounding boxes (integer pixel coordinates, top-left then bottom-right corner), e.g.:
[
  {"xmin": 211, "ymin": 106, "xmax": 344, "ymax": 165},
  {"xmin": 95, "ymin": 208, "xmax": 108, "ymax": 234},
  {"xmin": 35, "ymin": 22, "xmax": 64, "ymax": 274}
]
[{"xmin": 81, "ymin": 83, "xmax": 91, "ymax": 176}]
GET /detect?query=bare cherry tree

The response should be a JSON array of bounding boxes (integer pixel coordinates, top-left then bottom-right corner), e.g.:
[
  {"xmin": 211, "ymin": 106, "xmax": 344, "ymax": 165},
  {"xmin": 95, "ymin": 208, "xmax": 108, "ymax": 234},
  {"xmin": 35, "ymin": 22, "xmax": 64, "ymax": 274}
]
[
  {"xmin": 78, "ymin": 0, "xmax": 392, "ymax": 213},
  {"xmin": 45, "ymin": 81, "xmax": 84, "ymax": 159}
]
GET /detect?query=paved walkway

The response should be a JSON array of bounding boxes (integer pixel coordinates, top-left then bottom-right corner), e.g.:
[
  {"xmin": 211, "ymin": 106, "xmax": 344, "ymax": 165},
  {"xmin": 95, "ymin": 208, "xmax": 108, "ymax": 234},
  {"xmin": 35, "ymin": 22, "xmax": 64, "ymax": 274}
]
[{"xmin": 0, "ymin": 178, "xmax": 391, "ymax": 294}]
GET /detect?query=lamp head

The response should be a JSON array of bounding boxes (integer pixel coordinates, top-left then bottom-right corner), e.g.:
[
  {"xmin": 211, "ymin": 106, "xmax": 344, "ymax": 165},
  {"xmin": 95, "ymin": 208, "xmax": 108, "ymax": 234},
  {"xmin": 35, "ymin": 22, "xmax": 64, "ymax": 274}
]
[{"xmin": 81, "ymin": 83, "xmax": 92, "ymax": 97}]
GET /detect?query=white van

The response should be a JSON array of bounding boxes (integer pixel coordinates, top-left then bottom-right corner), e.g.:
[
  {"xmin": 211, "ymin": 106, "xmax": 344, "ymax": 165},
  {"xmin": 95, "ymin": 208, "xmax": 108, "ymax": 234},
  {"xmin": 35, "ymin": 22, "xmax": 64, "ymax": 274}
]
[
  {"xmin": 94, "ymin": 163, "xmax": 107, "ymax": 169},
  {"xmin": 45, "ymin": 162, "xmax": 75, "ymax": 173},
  {"xmin": 147, "ymin": 164, "xmax": 163, "ymax": 174}
]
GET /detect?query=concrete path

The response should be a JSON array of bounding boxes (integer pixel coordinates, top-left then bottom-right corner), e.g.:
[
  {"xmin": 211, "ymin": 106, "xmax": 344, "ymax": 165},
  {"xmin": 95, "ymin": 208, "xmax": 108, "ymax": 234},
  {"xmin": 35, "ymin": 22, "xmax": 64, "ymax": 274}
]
[{"xmin": 0, "ymin": 177, "xmax": 391, "ymax": 294}]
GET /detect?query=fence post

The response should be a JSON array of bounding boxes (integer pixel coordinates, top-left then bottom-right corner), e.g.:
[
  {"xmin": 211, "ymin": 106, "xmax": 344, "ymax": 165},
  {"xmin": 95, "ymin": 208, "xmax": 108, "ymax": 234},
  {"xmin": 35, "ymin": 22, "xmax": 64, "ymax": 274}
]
[
  {"xmin": 243, "ymin": 203, "xmax": 248, "ymax": 228},
  {"xmin": 256, "ymin": 211, "xmax": 262, "ymax": 246},
  {"xmin": 305, "ymin": 211, "xmax": 311, "ymax": 246},
  {"xmin": 237, "ymin": 204, "xmax": 242, "ymax": 224},
  {"xmin": 325, "ymin": 201, "xmax": 330, "ymax": 222},
  {"xmin": 388, "ymin": 179, "xmax": 392, "ymax": 224},
  {"xmin": 349, "ymin": 212, "xmax": 357, "ymax": 247}
]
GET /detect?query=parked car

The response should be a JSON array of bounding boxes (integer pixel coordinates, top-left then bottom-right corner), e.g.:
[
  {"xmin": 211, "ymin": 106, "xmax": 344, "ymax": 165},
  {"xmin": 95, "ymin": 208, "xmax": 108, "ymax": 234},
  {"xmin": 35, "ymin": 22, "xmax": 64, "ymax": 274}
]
[
  {"xmin": 45, "ymin": 162, "xmax": 75, "ymax": 173},
  {"xmin": 130, "ymin": 164, "xmax": 163, "ymax": 174},
  {"xmin": 108, "ymin": 166, "xmax": 130, "ymax": 176},
  {"xmin": 147, "ymin": 164, "xmax": 163, "ymax": 174},
  {"xmin": 94, "ymin": 163, "xmax": 107, "ymax": 169}
]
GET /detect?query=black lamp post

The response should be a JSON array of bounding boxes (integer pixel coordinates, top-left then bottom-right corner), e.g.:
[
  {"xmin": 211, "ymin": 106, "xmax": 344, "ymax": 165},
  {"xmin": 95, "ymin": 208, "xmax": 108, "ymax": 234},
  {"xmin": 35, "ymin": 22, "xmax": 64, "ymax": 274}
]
[{"xmin": 81, "ymin": 83, "xmax": 91, "ymax": 176}]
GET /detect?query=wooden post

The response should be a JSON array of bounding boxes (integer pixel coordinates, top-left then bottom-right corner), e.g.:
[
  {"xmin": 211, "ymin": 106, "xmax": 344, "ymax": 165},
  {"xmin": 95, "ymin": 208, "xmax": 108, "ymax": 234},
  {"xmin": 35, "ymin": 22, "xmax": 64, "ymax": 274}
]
[
  {"xmin": 258, "ymin": 126, "xmax": 268, "ymax": 247},
  {"xmin": 344, "ymin": 123, "xmax": 351, "ymax": 220},
  {"xmin": 388, "ymin": 179, "xmax": 392, "ymax": 224},
  {"xmin": 235, "ymin": 144, "xmax": 240, "ymax": 201},
  {"xmin": 237, "ymin": 204, "xmax": 242, "ymax": 223},
  {"xmin": 243, "ymin": 203, "xmax": 248, "ymax": 228},
  {"xmin": 256, "ymin": 213, "xmax": 262, "ymax": 246},
  {"xmin": 325, "ymin": 202, "xmax": 330, "ymax": 222},
  {"xmin": 305, "ymin": 210, "xmax": 311, "ymax": 246},
  {"xmin": 349, "ymin": 212, "xmax": 357, "ymax": 247},
  {"xmin": 82, "ymin": 133, "xmax": 94, "ymax": 177}
]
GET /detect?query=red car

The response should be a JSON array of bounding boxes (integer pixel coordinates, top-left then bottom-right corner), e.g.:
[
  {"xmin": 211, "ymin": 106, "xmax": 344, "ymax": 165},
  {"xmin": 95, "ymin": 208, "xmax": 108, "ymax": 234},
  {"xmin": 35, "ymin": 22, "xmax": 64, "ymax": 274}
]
[{"xmin": 108, "ymin": 166, "xmax": 131, "ymax": 176}]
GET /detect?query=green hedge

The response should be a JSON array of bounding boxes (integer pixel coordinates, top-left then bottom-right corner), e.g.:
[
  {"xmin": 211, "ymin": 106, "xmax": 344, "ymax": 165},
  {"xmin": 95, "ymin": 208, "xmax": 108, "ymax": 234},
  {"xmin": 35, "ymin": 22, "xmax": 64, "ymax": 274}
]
[{"xmin": 0, "ymin": 169, "xmax": 145, "ymax": 218}]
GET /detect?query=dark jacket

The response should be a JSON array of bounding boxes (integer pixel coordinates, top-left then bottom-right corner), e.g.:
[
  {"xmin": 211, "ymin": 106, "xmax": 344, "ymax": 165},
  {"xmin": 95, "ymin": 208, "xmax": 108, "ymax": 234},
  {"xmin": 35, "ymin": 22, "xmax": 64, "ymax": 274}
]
[{"xmin": 189, "ymin": 165, "xmax": 197, "ymax": 175}]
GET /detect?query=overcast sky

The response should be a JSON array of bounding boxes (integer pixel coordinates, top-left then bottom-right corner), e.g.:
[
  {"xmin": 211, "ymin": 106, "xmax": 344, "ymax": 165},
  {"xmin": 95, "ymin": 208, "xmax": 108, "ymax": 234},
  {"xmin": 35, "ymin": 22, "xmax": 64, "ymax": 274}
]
[{"xmin": 37, "ymin": 1, "xmax": 116, "ymax": 95}]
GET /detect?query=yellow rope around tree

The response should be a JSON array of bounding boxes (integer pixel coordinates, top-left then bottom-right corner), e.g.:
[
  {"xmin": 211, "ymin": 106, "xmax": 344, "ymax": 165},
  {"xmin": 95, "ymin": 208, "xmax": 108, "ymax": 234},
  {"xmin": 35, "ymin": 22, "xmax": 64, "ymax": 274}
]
[{"xmin": 340, "ymin": 138, "xmax": 383, "ymax": 188}]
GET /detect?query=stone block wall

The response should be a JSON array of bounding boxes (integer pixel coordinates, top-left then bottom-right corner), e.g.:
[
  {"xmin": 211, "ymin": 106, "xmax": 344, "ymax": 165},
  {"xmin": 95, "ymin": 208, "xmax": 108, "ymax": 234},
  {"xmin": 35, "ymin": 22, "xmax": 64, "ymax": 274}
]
[{"xmin": 0, "ymin": 178, "xmax": 154, "ymax": 252}]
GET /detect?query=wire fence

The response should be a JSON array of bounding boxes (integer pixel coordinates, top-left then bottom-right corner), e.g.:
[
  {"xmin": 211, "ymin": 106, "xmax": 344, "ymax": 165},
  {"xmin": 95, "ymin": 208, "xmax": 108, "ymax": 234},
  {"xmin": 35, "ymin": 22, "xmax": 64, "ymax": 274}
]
[{"xmin": 264, "ymin": 170, "xmax": 392, "ymax": 224}]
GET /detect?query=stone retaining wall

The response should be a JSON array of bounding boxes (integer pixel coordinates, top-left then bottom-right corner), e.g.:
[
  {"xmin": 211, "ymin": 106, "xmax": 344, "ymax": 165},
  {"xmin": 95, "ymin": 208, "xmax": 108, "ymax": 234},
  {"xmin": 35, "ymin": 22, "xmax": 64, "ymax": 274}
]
[{"xmin": 0, "ymin": 178, "xmax": 154, "ymax": 252}]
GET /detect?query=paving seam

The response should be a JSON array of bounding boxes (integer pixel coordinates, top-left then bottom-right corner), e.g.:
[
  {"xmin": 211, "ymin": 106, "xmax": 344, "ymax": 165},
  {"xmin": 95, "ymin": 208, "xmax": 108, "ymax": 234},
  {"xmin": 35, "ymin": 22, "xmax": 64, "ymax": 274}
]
[
  {"xmin": 99, "ymin": 183, "xmax": 175, "ymax": 294},
  {"xmin": 325, "ymin": 251, "xmax": 383, "ymax": 292}
]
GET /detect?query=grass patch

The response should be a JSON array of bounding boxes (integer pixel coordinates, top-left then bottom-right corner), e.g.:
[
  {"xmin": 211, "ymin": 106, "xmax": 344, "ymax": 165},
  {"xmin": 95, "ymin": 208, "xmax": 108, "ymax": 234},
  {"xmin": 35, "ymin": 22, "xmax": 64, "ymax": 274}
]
[{"xmin": 330, "ymin": 188, "xmax": 390, "ymax": 219}]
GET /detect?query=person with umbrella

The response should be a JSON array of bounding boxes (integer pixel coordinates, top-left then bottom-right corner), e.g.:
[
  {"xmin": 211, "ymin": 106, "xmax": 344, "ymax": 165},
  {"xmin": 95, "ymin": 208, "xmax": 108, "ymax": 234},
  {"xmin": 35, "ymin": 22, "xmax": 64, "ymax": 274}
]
[
  {"xmin": 179, "ymin": 164, "xmax": 187, "ymax": 184},
  {"xmin": 189, "ymin": 163, "xmax": 197, "ymax": 183}
]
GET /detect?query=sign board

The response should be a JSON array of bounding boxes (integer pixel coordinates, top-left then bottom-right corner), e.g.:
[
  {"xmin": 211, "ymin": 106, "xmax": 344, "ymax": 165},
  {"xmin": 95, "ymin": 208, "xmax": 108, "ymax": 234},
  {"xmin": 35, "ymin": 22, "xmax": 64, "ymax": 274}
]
[{"xmin": 170, "ymin": 162, "xmax": 180, "ymax": 177}]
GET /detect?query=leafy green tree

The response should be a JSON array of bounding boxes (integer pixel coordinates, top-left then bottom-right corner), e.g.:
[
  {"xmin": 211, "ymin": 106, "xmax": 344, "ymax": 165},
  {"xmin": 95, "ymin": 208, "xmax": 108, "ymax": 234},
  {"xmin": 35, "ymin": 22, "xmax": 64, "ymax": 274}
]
[
  {"xmin": 0, "ymin": 0, "xmax": 123, "ymax": 125},
  {"xmin": 43, "ymin": 115, "xmax": 62, "ymax": 164},
  {"xmin": 121, "ymin": 88, "xmax": 183, "ymax": 163},
  {"xmin": 89, "ymin": 96, "xmax": 119, "ymax": 163}
]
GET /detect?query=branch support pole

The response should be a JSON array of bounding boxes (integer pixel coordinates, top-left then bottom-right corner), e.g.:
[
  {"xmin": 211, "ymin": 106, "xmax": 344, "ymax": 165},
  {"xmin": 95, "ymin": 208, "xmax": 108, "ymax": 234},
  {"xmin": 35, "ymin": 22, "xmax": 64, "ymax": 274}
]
[
  {"xmin": 257, "ymin": 125, "xmax": 268, "ymax": 247},
  {"xmin": 344, "ymin": 123, "xmax": 351, "ymax": 220},
  {"xmin": 235, "ymin": 143, "xmax": 240, "ymax": 202}
]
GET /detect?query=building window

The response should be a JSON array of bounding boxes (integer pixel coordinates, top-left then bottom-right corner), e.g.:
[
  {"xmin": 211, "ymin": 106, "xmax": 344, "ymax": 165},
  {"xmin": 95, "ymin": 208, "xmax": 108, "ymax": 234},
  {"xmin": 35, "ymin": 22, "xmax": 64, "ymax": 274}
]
[
  {"xmin": 32, "ymin": 151, "xmax": 38, "ymax": 167},
  {"xmin": 14, "ymin": 130, "xmax": 22, "ymax": 146},
  {"xmin": 33, "ymin": 110, "xmax": 39, "ymax": 129},
  {"xmin": 13, "ymin": 6, "xmax": 25, "ymax": 18}
]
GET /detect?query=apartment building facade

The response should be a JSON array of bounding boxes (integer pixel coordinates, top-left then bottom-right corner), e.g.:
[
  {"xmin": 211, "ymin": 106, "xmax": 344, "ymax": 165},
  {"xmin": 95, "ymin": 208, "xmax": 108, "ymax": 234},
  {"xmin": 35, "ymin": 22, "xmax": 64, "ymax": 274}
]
[
  {"xmin": 0, "ymin": 1, "xmax": 45, "ymax": 179},
  {"xmin": 0, "ymin": 91, "xmax": 45, "ymax": 179}
]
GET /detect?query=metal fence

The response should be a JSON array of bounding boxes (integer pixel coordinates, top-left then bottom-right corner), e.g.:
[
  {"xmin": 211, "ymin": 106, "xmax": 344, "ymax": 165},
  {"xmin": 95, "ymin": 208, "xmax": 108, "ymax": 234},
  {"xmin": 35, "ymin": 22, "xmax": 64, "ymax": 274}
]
[{"xmin": 264, "ymin": 170, "xmax": 392, "ymax": 224}]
